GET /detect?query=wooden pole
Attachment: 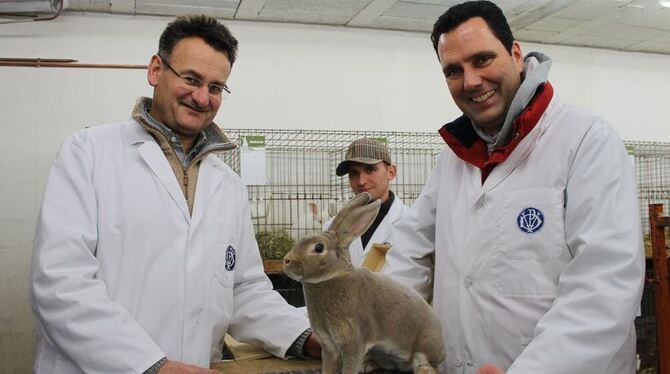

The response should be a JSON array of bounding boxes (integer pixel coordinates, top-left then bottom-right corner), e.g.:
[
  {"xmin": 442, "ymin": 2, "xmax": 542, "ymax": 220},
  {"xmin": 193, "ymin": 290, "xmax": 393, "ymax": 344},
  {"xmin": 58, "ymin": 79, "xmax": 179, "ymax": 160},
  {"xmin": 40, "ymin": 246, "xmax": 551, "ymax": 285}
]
[
  {"xmin": 0, "ymin": 58, "xmax": 77, "ymax": 63},
  {"xmin": 0, "ymin": 61, "xmax": 146, "ymax": 69},
  {"xmin": 650, "ymin": 204, "xmax": 670, "ymax": 374}
]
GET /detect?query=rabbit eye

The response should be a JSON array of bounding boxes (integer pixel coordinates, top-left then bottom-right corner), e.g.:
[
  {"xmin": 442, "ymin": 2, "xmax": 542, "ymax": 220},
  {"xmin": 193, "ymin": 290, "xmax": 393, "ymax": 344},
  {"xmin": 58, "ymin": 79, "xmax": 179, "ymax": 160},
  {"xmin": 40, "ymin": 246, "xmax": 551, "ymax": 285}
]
[{"xmin": 314, "ymin": 243, "xmax": 325, "ymax": 253}]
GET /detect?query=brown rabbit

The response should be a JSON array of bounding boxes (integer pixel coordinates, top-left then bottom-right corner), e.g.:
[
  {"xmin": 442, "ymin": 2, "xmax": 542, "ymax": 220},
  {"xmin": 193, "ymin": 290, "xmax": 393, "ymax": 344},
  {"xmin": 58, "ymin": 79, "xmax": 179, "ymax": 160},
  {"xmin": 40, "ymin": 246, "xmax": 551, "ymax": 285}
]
[{"xmin": 284, "ymin": 193, "xmax": 445, "ymax": 374}]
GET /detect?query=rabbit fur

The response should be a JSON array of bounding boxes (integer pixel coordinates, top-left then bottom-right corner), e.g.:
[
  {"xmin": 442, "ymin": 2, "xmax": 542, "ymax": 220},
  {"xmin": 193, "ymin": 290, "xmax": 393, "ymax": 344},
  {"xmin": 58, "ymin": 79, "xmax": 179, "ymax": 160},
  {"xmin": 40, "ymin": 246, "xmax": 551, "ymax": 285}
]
[{"xmin": 284, "ymin": 193, "xmax": 445, "ymax": 374}]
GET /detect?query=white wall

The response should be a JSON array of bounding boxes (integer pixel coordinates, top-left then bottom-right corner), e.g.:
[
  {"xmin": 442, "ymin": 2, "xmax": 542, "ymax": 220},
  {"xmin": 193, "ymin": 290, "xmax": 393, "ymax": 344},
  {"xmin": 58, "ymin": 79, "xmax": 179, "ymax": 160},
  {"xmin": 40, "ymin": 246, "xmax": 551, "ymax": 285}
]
[{"xmin": 0, "ymin": 12, "xmax": 668, "ymax": 372}]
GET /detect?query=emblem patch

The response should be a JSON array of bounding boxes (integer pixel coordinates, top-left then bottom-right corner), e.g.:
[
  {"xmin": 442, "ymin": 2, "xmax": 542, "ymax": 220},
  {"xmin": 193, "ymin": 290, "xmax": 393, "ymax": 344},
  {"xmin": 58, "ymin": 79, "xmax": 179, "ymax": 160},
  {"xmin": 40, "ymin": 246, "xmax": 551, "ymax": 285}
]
[
  {"xmin": 517, "ymin": 207, "xmax": 544, "ymax": 234},
  {"xmin": 225, "ymin": 245, "xmax": 236, "ymax": 271}
]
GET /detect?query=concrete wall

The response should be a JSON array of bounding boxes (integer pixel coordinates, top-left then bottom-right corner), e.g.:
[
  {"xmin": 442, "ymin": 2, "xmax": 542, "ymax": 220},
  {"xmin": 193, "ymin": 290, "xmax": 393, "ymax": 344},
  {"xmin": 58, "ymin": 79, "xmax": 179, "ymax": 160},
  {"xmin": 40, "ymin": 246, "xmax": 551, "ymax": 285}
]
[{"xmin": 0, "ymin": 12, "xmax": 669, "ymax": 372}]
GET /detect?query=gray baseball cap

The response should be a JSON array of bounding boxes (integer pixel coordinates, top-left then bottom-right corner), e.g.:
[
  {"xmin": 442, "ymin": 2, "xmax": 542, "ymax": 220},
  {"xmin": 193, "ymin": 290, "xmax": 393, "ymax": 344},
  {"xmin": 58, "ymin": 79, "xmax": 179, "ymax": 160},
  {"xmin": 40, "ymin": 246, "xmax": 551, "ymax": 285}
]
[{"xmin": 336, "ymin": 138, "xmax": 392, "ymax": 176}]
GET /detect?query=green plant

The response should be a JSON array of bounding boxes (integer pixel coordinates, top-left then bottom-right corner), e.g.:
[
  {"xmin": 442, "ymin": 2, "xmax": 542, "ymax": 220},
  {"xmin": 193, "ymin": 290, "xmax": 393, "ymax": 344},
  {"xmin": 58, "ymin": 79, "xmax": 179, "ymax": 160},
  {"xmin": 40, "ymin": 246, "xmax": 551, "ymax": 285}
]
[{"xmin": 256, "ymin": 230, "xmax": 295, "ymax": 260}]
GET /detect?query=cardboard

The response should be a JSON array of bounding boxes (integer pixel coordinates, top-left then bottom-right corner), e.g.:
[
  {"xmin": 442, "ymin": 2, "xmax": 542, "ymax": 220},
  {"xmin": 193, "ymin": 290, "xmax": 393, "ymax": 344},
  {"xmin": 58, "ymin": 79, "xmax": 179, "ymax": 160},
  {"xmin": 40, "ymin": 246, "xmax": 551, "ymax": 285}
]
[
  {"xmin": 361, "ymin": 243, "xmax": 392, "ymax": 273},
  {"xmin": 219, "ymin": 334, "xmax": 273, "ymax": 362}
]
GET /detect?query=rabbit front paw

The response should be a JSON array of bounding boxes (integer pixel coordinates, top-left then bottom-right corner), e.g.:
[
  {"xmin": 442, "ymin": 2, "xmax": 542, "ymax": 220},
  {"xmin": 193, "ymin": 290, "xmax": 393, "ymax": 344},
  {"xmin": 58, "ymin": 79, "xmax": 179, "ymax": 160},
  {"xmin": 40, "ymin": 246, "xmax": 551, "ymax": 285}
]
[
  {"xmin": 359, "ymin": 356, "xmax": 382, "ymax": 373},
  {"xmin": 414, "ymin": 364, "xmax": 438, "ymax": 374}
]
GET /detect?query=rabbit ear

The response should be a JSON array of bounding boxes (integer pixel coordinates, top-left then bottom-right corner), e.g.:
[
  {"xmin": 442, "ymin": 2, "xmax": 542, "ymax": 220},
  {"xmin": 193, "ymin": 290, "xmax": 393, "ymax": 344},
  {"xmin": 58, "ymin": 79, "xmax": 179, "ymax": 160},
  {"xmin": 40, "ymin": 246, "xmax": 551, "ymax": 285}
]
[
  {"xmin": 308, "ymin": 202, "xmax": 321, "ymax": 223},
  {"xmin": 327, "ymin": 201, "xmax": 338, "ymax": 220},
  {"xmin": 329, "ymin": 193, "xmax": 381, "ymax": 245},
  {"xmin": 329, "ymin": 193, "xmax": 371, "ymax": 230}
]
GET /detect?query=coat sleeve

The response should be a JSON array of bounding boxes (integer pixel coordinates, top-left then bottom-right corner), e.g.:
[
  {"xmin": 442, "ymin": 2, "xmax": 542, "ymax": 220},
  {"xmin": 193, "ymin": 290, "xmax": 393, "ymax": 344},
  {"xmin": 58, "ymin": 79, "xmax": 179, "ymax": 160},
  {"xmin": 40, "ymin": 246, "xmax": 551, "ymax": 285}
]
[
  {"xmin": 383, "ymin": 152, "xmax": 446, "ymax": 301},
  {"xmin": 30, "ymin": 134, "xmax": 165, "ymax": 374},
  {"xmin": 507, "ymin": 117, "xmax": 645, "ymax": 373},
  {"xmin": 226, "ymin": 187, "xmax": 310, "ymax": 358}
]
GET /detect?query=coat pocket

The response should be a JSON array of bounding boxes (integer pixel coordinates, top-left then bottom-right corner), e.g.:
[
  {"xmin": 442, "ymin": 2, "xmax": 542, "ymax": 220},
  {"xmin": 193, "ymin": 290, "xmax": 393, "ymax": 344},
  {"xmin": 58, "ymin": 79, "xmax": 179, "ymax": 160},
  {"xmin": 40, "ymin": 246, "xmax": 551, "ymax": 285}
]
[{"xmin": 493, "ymin": 188, "xmax": 570, "ymax": 296}]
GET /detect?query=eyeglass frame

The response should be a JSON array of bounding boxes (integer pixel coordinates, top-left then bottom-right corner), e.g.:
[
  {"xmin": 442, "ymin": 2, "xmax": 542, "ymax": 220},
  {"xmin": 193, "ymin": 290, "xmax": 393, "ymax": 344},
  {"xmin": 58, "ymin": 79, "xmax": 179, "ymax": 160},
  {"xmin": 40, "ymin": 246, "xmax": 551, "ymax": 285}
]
[{"xmin": 158, "ymin": 55, "xmax": 231, "ymax": 98}]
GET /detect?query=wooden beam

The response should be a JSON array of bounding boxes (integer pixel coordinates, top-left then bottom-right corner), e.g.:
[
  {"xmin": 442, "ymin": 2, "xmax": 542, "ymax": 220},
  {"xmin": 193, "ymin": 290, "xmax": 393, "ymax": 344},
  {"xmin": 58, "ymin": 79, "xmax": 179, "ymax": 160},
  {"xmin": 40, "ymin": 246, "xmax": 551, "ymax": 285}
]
[{"xmin": 0, "ymin": 61, "xmax": 146, "ymax": 69}]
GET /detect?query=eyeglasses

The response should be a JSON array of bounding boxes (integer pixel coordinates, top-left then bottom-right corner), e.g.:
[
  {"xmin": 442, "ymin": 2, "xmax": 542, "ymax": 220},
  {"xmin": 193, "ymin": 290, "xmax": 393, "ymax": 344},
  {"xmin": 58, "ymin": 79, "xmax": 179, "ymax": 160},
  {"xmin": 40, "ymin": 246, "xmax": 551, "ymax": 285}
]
[{"xmin": 160, "ymin": 57, "xmax": 231, "ymax": 98}]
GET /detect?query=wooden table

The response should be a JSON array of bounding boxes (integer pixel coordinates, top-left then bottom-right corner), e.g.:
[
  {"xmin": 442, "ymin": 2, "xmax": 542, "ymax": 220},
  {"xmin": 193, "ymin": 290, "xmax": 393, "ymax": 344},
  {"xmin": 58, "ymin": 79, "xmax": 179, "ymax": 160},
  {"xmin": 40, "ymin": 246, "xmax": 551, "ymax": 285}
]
[{"xmin": 211, "ymin": 357, "xmax": 320, "ymax": 373}]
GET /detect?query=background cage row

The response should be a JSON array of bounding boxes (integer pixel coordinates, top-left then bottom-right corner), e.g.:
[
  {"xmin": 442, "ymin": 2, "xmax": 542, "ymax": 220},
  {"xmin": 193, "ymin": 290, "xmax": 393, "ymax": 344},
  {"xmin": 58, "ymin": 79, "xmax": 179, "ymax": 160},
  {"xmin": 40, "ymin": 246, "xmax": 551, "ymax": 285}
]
[
  {"xmin": 218, "ymin": 130, "xmax": 670, "ymax": 243},
  {"xmin": 219, "ymin": 129, "xmax": 446, "ymax": 240}
]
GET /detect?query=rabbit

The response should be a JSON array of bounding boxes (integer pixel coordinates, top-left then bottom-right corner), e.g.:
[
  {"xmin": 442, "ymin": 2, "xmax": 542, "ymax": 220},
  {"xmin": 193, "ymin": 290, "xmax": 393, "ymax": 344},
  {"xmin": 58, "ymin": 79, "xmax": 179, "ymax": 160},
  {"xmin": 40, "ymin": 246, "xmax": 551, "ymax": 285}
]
[{"xmin": 283, "ymin": 192, "xmax": 446, "ymax": 374}]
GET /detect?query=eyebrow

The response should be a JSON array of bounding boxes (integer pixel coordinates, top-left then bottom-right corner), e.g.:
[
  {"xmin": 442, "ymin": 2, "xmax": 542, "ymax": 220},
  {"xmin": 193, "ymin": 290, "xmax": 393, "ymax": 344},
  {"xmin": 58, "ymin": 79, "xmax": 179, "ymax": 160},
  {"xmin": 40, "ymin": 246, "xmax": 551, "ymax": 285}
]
[
  {"xmin": 470, "ymin": 50, "xmax": 497, "ymax": 59},
  {"xmin": 443, "ymin": 63, "xmax": 461, "ymax": 74}
]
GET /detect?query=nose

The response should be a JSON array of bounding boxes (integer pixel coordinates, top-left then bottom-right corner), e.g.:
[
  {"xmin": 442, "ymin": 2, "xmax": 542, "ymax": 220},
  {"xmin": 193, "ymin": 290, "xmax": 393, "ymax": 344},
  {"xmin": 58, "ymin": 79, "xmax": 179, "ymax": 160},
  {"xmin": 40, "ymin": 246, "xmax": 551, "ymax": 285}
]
[
  {"xmin": 463, "ymin": 66, "xmax": 483, "ymax": 91},
  {"xmin": 191, "ymin": 85, "xmax": 210, "ymax": 107}
]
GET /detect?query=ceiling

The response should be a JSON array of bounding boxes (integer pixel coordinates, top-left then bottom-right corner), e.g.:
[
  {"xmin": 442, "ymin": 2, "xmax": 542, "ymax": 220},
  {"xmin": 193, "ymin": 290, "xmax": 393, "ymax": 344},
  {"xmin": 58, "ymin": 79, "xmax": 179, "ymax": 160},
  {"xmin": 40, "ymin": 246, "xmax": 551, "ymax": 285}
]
[{"xmin": 8, "ymin": 0, "xmax": 670, "ymax": 55}]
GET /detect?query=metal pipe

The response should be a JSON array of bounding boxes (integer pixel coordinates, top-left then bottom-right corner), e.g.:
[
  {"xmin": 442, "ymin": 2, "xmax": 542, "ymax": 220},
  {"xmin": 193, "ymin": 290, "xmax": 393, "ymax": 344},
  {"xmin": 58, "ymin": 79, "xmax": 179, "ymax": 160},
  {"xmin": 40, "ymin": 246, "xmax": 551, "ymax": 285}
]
[
  {"xmin": 0, "ymin": 0, "xmax": 64, "ymax": 24},
  {"xmin": 34, "ymin": 0, "xmax": 64, "ymax": 22}
]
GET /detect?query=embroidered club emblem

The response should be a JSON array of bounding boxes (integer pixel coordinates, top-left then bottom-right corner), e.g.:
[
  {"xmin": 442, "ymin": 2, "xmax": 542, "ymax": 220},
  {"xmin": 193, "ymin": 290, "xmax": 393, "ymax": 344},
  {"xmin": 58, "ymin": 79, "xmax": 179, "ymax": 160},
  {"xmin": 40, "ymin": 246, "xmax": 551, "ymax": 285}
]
[
  {"xmin": 517, "ymin": 207, "xmax": 544, "ymax": 234},
  {"xmin": 225, "ymin": 245, "xmax": 236, "ymax": 271}
]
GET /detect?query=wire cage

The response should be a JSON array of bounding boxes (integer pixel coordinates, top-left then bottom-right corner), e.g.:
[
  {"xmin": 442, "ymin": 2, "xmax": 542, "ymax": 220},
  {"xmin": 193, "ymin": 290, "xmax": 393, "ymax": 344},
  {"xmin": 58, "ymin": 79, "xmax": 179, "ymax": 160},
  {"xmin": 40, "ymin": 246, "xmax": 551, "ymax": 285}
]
[
  {"xmin": 629, "ymin": 142, "xmax": 670, "ymax": 238},
  {"xmin": 218, "ymin": 129, "xmax": 446, "ymax": 241}
]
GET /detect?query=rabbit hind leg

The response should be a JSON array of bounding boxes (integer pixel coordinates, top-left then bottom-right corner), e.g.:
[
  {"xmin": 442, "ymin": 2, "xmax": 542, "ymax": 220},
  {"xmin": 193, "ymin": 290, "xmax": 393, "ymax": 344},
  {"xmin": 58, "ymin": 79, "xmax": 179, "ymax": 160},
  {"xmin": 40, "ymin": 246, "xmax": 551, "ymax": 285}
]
[
  {"xmin": 412, "ymin": 353, "xmax": 438, "ymax": 374},
  {"xmin": 365, "ymin": 344, "xmax": 412, "ymax": 372},
  {"xmin": 321, "ymin": 346, "xmax": 342, "ymax": 374},
  {"xmin": 340, "ymin": 345, "xmax": 367, "ymax": 374}
]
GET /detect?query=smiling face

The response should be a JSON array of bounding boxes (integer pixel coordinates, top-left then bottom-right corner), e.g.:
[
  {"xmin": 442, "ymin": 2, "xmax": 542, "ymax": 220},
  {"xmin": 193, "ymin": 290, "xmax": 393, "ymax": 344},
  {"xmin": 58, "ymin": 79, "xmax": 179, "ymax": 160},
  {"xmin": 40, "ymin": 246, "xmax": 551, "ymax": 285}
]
[
  {"xmin": 147, "ymin": 36, "xmax": 232, "ymax": 141},
  {"xmin": 437, "ymin": 17, "xmax": 524, "ymax": 134},
  {"xmin": 347, "ymin": 162, "xmax": 396, "ymax": 203}
]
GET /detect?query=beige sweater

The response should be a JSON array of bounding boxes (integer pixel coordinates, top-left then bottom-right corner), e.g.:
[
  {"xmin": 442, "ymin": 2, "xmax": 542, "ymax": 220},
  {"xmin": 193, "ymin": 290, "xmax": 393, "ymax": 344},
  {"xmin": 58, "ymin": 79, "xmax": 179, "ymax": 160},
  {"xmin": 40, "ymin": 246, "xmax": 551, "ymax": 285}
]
[{"xmin": 131, "ymin": 97, "xmax": 236, "ymax": 214}]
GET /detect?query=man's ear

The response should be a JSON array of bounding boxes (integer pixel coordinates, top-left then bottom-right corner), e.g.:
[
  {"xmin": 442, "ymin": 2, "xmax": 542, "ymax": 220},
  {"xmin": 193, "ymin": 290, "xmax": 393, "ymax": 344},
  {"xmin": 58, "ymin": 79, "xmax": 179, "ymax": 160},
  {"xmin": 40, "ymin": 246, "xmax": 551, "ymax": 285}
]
[
  {"xmin": 387, "ymin": 164, "xmax": 397, "ymax": 181},
  {"xmin": 511, "ymin": 41, "xmax": 523, "ymax": 73},
  {"xmin": 147, "ymin": 55, "xmax": 162, "ymax": 87}
]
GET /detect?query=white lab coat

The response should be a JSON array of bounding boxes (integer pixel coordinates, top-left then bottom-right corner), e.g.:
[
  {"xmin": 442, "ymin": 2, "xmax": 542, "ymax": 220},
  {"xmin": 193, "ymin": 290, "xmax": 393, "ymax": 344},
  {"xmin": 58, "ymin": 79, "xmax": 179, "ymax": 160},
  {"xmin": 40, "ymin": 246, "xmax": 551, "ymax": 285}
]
[
  {"xmin": 30, "ymin": 120, "xmax": 310, "ymax": 374},
  {"xmin": 384, "ymin": 95, "xmax": 644, "ymax": 374},
  {"xmin": 324, "ymin": 196, "xmax": 408, "ymax": 267}
]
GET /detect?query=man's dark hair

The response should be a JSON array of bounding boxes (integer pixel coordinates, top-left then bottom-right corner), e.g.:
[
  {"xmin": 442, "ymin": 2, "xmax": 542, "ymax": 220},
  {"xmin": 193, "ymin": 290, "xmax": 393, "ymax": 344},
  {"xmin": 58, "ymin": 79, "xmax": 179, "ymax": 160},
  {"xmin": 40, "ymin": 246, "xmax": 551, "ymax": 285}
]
[
  {"xmin": 158, "ymin": 15, "xmax": 239, "ymax": 65},
  {"xmin": 430, "ymin": 1, "xmax": 514, "ymax": 56}
]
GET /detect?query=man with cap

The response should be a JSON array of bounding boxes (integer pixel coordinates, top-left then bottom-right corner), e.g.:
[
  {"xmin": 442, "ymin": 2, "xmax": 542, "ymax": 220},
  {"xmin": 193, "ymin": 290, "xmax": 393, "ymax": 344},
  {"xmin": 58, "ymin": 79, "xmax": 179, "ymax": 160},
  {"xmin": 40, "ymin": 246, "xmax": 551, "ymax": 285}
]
[{"xmin": 326, "ymin": 137, "xmax": 409, "ymax": 267}]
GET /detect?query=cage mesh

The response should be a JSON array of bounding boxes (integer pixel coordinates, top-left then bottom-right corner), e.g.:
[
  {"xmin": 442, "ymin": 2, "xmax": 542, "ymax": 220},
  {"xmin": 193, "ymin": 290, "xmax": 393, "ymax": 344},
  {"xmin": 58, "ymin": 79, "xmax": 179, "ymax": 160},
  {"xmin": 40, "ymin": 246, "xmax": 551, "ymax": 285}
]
[
  {"xmin": 219, "ymin": 129, "xmax": 446, "ymax": 240},
  {"xmin": 630, "ymin": 142, "xmax": 670, "ymax": 239}
]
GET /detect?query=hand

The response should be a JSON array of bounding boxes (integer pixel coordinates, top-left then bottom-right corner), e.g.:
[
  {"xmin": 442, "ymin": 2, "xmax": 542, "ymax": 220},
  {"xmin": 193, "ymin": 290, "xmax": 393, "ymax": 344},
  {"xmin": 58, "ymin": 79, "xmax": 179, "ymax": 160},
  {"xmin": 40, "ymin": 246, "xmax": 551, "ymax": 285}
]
[
  {"xmin": 303, "ymin": 332, "xmax": 322, "ymax": 359},
  {"xmin": 157, "ymin": 360, "xmax": 219, "ymax": 373},
  {"xmin": 476, "ymin": 364, "xmax": 506, "ymax": 374}
]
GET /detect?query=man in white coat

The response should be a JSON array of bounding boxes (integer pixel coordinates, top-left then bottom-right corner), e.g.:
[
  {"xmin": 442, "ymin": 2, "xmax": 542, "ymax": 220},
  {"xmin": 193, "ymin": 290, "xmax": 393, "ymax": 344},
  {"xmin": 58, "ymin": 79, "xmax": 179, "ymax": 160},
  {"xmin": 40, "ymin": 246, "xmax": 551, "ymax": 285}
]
[
  {"xmin": 30, "ymin": 15, "xmax": 319, "ymax": 374},
  {"xmin": 384, "ymin": 1, "xmax": 645, "ymax": 374},
  {"xmin": 327, "ymin": 138, "xmax": 408, "ymax": 268}
]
